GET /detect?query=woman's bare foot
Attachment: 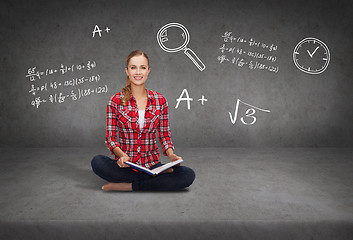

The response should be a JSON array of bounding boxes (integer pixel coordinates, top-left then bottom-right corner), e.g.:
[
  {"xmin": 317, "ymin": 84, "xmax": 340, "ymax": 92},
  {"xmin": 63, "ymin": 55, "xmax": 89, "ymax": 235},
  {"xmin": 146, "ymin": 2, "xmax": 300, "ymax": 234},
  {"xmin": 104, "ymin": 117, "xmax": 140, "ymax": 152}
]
[{"xmin": 102, "ymin": 183, "xmax": 132, "ymax": 191}]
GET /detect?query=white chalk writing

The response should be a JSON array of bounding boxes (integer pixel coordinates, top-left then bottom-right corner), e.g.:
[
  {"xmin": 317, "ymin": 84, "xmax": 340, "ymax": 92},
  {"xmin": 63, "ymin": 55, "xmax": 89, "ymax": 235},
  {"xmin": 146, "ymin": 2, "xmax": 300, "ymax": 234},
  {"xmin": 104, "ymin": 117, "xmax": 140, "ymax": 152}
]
[
  {"xmin": 175, "ymin": 89, "xmax": 269, "ymax": 126},
  {"xmin": 30, "ymin": 85, "xmax": 108, "ymax": 108},
  {"xmin": 92, "ymin": 25, "xmax": 111, "ymax": 37},
  {"xmin": 197, "ymin": 95, "xmax": 208, "ymax": 105},
  {"xmin": 28, "ymin": 74, "xmax": 101, "ymax": 96},
  {"xmin": 175, "ymin": 89, "xmax": 193, "ymax": 110},
  {"xmin": 229, "ymin": 99, "xmax": 270, "ymax": 125},
  {"xmin": 26, "ymin": 61, "xmax": 97, "ymax": 82},
  {"xmin": 27, "ymin": 60, "xmax": 107, "ymax": 109},
  {"xmin": 217, "ymin": 32, "xmax": 279, "ymax": 73}
]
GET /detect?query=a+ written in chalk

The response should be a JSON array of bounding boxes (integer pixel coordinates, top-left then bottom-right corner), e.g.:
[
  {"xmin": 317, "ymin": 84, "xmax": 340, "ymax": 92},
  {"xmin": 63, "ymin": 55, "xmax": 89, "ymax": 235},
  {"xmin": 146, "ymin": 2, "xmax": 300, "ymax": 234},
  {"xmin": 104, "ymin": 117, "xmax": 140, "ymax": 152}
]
[{"xmin": 92, "ymin": 25, "xmax": 111, "ymax": 37}]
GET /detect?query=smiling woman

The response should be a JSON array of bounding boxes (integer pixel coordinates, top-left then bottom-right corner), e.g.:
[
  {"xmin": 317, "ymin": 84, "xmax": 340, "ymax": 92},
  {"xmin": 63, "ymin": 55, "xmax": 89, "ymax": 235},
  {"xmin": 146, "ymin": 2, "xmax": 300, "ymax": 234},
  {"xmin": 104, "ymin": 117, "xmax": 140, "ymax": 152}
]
[
  {"xmin": 121, "ymin": 50, "xmax": 151, "ymax": 106},
  {"xmin": 90, "ymin": 50, "xmax": 196, "ymax": 192}
]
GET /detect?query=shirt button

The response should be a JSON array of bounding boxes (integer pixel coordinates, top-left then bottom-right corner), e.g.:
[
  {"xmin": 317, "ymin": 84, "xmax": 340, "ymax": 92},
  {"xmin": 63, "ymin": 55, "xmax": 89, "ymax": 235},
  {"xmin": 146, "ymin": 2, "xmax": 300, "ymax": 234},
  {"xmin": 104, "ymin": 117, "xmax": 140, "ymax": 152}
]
[{"xmin": 137, "ymin": 146, "xmax": 141, "ymax": 152}]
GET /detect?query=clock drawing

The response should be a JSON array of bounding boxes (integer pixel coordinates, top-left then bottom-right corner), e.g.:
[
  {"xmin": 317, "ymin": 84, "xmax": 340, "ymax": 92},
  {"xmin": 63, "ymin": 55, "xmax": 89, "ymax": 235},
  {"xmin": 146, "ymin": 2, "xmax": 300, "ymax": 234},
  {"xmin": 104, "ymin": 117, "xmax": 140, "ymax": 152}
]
[{"xmin": 293, "ymin": 37, "xmax": 330, "ymax": 74}]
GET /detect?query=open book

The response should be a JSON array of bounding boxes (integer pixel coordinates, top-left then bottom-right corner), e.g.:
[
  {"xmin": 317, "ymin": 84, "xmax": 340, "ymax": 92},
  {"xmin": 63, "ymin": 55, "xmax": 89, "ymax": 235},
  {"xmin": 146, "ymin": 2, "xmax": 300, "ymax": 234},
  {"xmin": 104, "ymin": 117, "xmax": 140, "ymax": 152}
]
[{"xmin": 125, "ymin": 159, "xmax": 183, "ymax": 176}]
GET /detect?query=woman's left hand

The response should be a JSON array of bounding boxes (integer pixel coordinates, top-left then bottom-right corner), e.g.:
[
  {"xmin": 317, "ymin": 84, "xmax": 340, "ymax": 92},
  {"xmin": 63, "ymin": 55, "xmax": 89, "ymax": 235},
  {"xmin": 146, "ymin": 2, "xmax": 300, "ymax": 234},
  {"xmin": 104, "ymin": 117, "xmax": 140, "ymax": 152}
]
[{"xmin": 168, "ymin": 153, "xmax": 182, "ymax": 166}]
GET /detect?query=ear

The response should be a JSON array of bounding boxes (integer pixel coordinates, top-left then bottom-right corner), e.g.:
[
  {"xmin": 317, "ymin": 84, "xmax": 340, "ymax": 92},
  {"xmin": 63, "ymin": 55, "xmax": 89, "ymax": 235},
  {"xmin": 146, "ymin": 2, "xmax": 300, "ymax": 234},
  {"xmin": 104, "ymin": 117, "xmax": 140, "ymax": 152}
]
[{"xmin": 125, "ymin": 68, "xmax": 129, "ymax": 76}]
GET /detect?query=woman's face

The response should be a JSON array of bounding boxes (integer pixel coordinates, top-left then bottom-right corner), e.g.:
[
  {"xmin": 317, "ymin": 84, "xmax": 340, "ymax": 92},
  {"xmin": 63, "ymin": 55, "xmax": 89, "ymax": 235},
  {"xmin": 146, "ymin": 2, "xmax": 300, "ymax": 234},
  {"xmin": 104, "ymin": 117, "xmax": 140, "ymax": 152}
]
[{"xmin": 125, "ymin": 55, "xmax": 151, "ymax": 87}]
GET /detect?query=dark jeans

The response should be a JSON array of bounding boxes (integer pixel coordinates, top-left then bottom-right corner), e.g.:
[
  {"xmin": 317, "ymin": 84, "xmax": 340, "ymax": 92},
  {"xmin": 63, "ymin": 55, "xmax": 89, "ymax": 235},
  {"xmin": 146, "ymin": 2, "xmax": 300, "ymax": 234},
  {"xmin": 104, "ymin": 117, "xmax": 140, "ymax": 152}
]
[{"xmin": 91, "ymin": 155, "xmax": 196, "ymax": 191}]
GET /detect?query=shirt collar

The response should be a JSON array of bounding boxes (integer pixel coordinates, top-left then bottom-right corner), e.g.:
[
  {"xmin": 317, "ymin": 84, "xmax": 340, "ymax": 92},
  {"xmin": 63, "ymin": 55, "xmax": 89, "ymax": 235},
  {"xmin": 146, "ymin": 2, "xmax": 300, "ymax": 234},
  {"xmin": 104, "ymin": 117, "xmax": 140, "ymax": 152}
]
[{"xmin": 146, "ymin": 89, "xmax": 153, "ymax": 100}]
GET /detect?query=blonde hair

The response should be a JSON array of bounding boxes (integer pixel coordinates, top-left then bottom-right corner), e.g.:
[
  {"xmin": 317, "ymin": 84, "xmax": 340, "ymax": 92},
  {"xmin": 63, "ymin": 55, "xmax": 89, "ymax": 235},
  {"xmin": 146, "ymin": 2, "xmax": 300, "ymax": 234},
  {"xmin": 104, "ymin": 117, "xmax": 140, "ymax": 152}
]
[{"xmin": 121, "ymin": 50, "xmax": 150, "ymax": 105}]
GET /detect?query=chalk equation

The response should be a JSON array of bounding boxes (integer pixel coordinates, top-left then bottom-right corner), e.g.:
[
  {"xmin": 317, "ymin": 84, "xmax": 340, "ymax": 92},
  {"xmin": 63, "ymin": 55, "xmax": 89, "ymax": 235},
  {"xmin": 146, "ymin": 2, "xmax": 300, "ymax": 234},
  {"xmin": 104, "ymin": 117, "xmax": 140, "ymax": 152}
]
[
  {"xmin": 174, "ymin": 89, "xmax": 270, "ymax": 125},
  {"xmin": 217, "ymin": 32, "xmax": 279, "ymax": 73},
  {"xmin": 157, "ymin": 22, "xmax": 206, "ymax": 71},
  {"xmin": 26, "ymin": 61, "xmax": 97, "ymax": 82},
  {"xmin": 27, "ymin": 60, "xmax": 108, "ymax": 109},
  {"xmin": 228, "ymin": 99, "xmax": 270, "ymax": 125},
  {"xmin": 31, "ymin": 85, "xmax": 108, "ymax": 108},
  {"xmin": 28, "ymin": 74, "xmax": 101, "ymax": 96}
]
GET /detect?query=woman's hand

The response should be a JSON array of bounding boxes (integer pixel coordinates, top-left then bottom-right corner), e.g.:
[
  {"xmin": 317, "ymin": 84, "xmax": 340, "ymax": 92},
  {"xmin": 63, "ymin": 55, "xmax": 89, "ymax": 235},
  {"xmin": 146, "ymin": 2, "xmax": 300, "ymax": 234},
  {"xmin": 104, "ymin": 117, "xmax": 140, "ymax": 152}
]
[
  {"xmin": 168, "ymin": 153, "xmax": 182, "ymax": 167},
  {"xmin": 117, "ymin": 155, "xmax": 130, "ymax": 168}
]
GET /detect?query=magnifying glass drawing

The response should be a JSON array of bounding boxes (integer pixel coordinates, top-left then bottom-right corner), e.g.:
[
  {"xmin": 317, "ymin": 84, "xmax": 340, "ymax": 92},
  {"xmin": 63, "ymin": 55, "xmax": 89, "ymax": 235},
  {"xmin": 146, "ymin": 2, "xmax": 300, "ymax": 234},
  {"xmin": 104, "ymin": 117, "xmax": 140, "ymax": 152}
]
[{"xmin": 157, "ymin": 23, "xmax": 206, "ymax": 71}]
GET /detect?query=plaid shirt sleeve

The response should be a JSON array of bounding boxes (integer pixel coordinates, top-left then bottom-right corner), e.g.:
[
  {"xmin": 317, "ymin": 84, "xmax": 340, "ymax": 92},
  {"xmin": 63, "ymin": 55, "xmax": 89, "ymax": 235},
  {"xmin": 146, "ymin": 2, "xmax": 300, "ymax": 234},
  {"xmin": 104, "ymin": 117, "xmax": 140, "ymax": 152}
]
[
  {"xmin": 105, "ymin": 94, "xmax": 120, "ymax": 156},
  {"xmin": 158, "ymin": 97, "xmax": 174, "ymax": 156}
]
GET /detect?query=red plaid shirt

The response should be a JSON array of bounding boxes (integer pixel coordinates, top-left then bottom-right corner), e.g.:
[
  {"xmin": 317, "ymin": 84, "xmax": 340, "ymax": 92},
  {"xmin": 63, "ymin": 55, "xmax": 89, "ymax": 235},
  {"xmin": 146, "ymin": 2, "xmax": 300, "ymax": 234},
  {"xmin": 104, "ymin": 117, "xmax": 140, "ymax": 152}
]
[{"xmin": 105, "ymin": 89, "xmax": 174, "ymax": 168}]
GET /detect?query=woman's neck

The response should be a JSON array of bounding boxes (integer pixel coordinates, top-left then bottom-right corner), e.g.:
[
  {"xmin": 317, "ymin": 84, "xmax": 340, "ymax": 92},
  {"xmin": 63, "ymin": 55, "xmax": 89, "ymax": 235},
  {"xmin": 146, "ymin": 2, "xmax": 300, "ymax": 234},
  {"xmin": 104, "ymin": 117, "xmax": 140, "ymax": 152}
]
[{"xmin": 131, "ymin": 84, "xmax": 147, "ymax": 99}]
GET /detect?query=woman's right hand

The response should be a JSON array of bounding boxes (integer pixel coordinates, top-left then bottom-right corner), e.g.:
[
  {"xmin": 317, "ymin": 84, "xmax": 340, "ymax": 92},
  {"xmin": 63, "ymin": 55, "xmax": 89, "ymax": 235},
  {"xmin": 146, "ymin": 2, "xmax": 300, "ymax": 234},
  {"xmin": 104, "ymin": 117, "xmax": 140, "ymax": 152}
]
[{"xmin": 117, "ymin": 155, "xmax": 130, "ymax": 168}]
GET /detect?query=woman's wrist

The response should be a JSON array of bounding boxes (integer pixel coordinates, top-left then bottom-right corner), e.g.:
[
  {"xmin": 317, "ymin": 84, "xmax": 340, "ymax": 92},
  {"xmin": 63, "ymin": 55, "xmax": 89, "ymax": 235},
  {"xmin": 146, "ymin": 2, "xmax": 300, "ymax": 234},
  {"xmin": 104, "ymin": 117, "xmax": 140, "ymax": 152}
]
[
  {"xmin": 166, "ymin": 148, "xmax": 174, "ymax": 157},
  {"xmin": 113, "ymin": 147, "xmax": 128, "ymax": 158}
]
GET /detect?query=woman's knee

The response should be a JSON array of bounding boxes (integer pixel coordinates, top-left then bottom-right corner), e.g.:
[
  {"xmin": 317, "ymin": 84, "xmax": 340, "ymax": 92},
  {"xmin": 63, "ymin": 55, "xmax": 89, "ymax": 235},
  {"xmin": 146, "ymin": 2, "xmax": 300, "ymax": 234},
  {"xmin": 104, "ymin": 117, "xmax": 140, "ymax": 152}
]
[
  {"xmin": 181, "ymin": 166, "xmax": 196, "ymax": 188},
  {"xmin": 91, "ymin": 155, "xmax": 106, "ymax": 173}
]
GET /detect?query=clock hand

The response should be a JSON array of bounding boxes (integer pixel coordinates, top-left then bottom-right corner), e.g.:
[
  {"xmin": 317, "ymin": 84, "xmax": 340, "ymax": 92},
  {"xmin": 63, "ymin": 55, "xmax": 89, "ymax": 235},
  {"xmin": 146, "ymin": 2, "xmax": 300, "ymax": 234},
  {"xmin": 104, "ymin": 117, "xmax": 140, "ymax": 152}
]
[{"xmin": 307, "ymin": 46, "xmax": 319, "ymax": 58}]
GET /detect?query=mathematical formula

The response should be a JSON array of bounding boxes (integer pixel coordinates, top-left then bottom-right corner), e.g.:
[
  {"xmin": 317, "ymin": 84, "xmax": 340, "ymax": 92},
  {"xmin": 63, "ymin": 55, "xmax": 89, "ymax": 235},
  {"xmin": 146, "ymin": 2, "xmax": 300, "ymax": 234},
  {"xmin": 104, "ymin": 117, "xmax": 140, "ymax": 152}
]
[
  {"xmin": 29, "ymin": 74, "xmax": 101, "ymax": 96},
  {"xmin": 217, "ymin": 32, "xmax": 279, "ymax": 73},
  {"xmin": 26, "ymin": 61, "xmax": 97, "ymax": 82},
  {"xmin": 27, "ymin": 60, "xmax": 108, "ymax": 109},
  {"xmin": 31, "ymin": 85, "xmax": 108, "ymax": 108}
]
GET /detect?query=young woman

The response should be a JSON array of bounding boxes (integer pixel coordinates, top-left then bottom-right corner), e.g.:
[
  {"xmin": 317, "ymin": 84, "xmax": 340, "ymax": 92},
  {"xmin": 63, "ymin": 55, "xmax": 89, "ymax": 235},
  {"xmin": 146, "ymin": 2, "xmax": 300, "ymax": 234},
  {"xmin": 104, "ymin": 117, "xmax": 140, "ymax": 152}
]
[{"xmin": 91, "ymin": 50, "xmax": 196, "ymax": 191}]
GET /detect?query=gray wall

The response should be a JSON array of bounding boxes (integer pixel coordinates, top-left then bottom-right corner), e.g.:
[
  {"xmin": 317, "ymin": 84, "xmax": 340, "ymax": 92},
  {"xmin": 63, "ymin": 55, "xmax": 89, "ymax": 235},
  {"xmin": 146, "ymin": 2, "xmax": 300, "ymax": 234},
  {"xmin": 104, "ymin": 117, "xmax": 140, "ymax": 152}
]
[{"xmin": 1, "ymin": 0, "xmax": 353, "ymax": 148}]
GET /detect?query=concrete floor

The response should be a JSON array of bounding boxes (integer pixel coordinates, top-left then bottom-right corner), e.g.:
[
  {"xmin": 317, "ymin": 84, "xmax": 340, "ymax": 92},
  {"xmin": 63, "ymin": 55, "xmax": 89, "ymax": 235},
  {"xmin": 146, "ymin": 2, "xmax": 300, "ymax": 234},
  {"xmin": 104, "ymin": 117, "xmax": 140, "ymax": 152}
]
[{"xmin": 0, "ymin": 147, "xmax": 352, "ymax": 239}]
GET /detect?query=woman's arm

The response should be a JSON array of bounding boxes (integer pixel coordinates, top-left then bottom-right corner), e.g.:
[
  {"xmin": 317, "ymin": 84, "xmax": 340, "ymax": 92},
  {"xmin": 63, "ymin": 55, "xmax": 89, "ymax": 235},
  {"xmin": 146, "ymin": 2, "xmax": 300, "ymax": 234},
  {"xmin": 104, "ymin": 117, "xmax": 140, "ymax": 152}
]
[
  {"xmin": 105, "ymin": 95, "xmax": 129, "ymax": 167},
  {"xmin": 113, "ymin": 146, "xmax": 128, "ymax": 158},
  {"xmin": 158, "ymin": 98, "xmax": 175, "ymax": 156},
  {"xmin": 113, "ymin": 146, "xmax": 130, "ymax": 168},
  {"xmin": 105, "ymin": 95, "xmax": 121, "ymax": 155}
]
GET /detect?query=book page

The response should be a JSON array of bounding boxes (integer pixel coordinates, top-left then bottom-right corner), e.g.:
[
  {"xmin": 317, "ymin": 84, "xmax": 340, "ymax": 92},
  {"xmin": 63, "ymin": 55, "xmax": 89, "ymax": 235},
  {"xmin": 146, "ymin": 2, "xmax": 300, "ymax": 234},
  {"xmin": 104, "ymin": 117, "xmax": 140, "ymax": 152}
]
[{"xmin": 151, "ymin": 159, "xmax": 184, "ymax": 175}]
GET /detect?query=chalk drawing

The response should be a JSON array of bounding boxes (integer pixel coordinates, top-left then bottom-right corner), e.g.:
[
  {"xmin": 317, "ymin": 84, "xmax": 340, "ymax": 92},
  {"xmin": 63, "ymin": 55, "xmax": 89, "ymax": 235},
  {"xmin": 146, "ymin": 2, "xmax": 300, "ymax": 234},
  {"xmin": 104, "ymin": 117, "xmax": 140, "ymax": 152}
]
[
  {"xmin": 293, "ymin": 37, "xmax": 330, "ymax": 74},
  {"xmin": 157, "ymin": 22, "xmax": 206, "ymax": 71},
  {"xmin": 92, "ymin": 25, "xmax": 110, "ymax": 37},
  {"xmin": 174, "ymin": 89, "xmax": 268, "ymax": 126},
  {"xmin": 28, "ymin": 74, "xmax": 101, "ymax": 96},
  {"xmin": 197, "ymin": 95, "xmax": 208, "ymax": 105},
  {"xmin": 217, "ymin": 31, "xmax": 279, "ymax": 73},
  {"xmin": 229, "ymin": 99, "xmax": 270, "ymax": 125},
  {"xmin": 31, "ymin": 85, "xmax": 108, "ymax": 108},
  {"xmin": 27, "ymin": 61, "xmax": 107, "ymax": 109},
  {"xmin": 175, "ymin": 89, "xmax": 193, "ymax": 110},
  {"xmin": 92, "ymin": 25, "xmax": 102, "ymax": 37},
  {"xmin": 26, "ymin": 61, "xmax": 97, "ymax": 82}
]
